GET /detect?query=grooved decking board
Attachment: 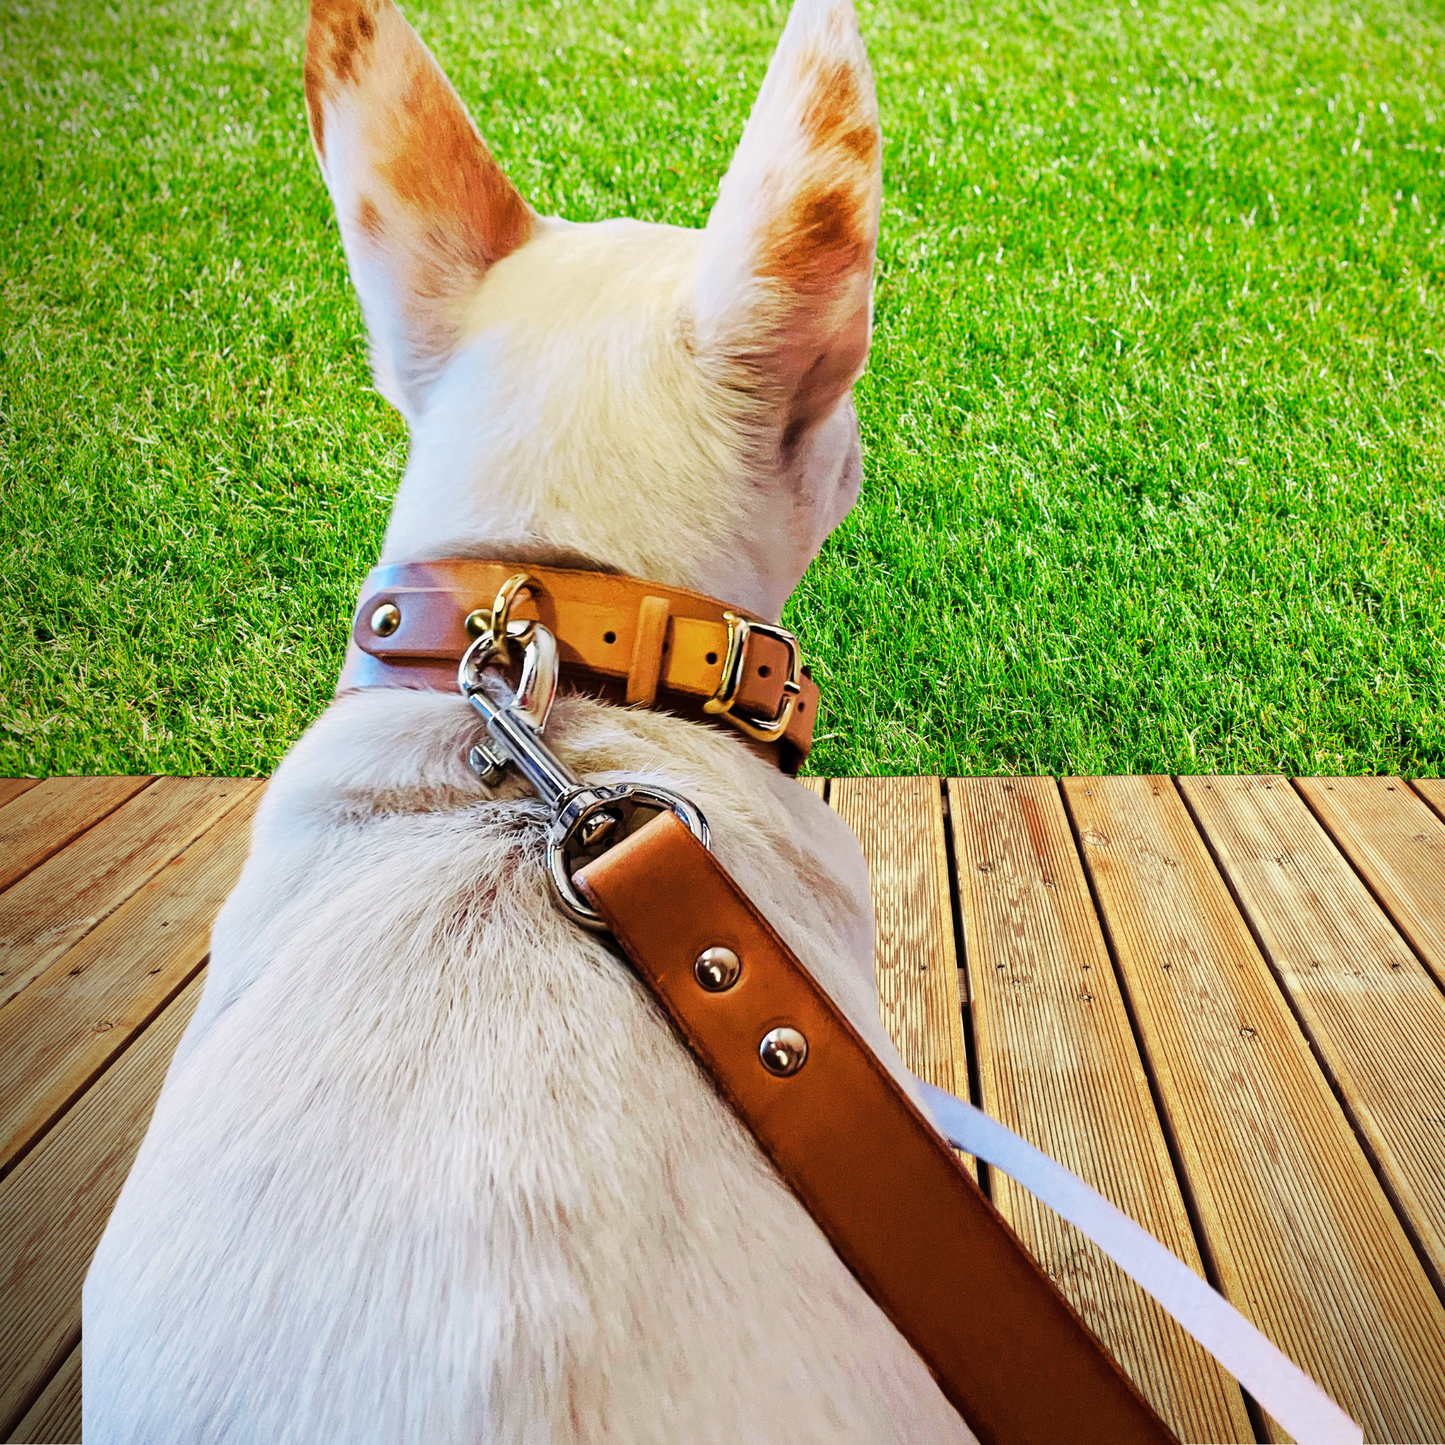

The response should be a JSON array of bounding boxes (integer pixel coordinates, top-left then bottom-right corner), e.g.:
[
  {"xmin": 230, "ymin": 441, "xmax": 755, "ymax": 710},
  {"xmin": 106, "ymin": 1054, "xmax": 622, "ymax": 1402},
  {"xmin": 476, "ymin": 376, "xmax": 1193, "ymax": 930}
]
[
  {"xmin": 829, "ymin": 777, "xmax": 967, "ymax": 1098},
  {"xmin": 0, "ymin": 788, "xmax": 261, "ymax": 1180},
  {"xmin": 1413, "ymin": 776, "xmax": 1445, "ymax": 821},
  {"xmin": 0, "ymin": 780, "xmax": 40, "ymax": 813},
  {"xmin": 7, "ymin": 1341, "xmax": 79, "ymax": 1445},
  {"xmin": 828, "ymin": 776, "xmax": 977, "ymax": 1180},
  {"xmin": 794, "ymin": 775, "xmax": 826, "ymax": 798},
  {"xmin": 1062, "ymin": 776, "xmax": 1445, "ymax": 1443},
  {"xmin": 0, "ymin": 971, "xmax": 204, "ymax": 1440},
  {"xmin": 1296, "ymin": 778, "xmax": 1445, "ymax": 991},
  {"xmin": 948, "ymin": 777, "xmax": 1252, "ymax": 1445},
  {"xmin": 0, "ymin": 778, "xmax": 153, "ymax": 897},
  {"xmin": 1182, "ymin": 775, "xmax": 1445, "ymax": 1295},
  {"xmin": 0, "ymin": 778, "xmax": 252, "ymax": 1010}
]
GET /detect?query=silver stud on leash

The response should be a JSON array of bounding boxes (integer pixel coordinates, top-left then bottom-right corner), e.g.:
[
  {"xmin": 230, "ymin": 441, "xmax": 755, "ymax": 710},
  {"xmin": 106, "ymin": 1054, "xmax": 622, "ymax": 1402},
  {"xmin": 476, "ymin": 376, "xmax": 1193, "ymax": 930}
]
[
  {"xmin": 759, "ymin": 1027, "xmax": 808, "ymax": 1076},
  {"xmin": 694, "ymin": 946, "xmax": 741, "ymax": 992}
]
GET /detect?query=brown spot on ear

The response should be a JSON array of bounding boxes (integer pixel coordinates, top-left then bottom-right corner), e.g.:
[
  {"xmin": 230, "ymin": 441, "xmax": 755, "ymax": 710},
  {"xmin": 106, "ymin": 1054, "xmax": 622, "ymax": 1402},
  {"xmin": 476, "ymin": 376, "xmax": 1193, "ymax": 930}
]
[
  {"xmin": 304, "ymin": 0, "xmax": 383, "ymax": 156},
  {"xmin": 356, "ymin": 195, "xmax": 383, "ymax": 238},
  {"xmin": 379, "ymin": 59, "xmax": 532, "ymax": 273},
  {"xmin": 304, "ymin": 61, "xmax": 327, "ymax": 157},
  {"xmin": 797, "ymin": 54, "xmax": 878, "ymax": 165},
  {"xmin": 758, "ymin": 181, "xmax": 868, "ymax": 295}
]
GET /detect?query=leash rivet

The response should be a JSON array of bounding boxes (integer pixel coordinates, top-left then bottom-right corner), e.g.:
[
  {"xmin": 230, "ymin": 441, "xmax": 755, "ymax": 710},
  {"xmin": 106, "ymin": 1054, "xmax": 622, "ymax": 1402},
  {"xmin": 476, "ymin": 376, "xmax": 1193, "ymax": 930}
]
[
  {"xmin": 694, "ymin": 946, "xmax": 741, "ymax": 992},
  {"xmin": 370, "ymin": 603, "xmax": 401, "ymax": 636},
  {"xmin": 579, "ymin": 810, "xmax": 621, "ymax": 848},
  {"xmin": 465, "ymin": 608, "xmax": 490, "ymax": 639},
  {"xmin": 759, "ymin": 1026, "xmax": 807, "ymax": 1076}
]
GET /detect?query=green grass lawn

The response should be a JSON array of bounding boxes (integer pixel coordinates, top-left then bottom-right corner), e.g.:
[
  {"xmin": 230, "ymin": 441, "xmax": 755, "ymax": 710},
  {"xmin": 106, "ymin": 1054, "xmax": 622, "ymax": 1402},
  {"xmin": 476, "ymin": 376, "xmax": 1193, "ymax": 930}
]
[{"xmin": 1, "ymin": 0, "xmax": 1442, "ymax": 778}]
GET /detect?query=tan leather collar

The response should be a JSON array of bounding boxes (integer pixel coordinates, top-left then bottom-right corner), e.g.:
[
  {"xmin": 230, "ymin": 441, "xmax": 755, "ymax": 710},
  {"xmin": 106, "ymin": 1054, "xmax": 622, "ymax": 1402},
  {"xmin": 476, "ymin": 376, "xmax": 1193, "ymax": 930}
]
[{"xmin": 337, "ymin": 560, "xmax": 822, "ymax": 775}]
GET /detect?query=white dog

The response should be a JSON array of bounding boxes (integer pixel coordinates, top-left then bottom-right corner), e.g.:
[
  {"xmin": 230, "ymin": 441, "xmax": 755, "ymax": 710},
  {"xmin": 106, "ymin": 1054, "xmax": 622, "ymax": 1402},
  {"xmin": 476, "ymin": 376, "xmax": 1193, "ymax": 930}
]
[{"xmin": 84, "ymin": 2, "xmax": 979, "ymax": 1440}]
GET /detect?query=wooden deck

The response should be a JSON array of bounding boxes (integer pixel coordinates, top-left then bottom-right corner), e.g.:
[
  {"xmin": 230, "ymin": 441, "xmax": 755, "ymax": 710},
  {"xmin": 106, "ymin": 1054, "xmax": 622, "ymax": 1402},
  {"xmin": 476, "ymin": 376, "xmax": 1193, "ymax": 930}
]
[{"xmin": 1, "ymin": 775, "xmax": 1444, "ymax": 1444}]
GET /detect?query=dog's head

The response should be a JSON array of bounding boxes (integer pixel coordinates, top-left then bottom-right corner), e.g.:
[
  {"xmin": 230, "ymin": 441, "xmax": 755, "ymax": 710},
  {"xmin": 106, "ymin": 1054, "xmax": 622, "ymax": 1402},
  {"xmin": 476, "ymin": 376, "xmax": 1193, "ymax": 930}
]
[{"xmin": 305, "ymin": 0, "xmax": 880, "ymax": 620}]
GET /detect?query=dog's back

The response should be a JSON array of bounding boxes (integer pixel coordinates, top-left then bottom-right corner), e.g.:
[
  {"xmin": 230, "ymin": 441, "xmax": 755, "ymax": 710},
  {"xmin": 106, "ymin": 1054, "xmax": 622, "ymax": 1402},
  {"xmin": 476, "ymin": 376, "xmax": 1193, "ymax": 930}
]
[
  {"xmin": 85, "ymin": 696, "xmax": 976, "ymax": 1443},
  {"xmin": 83, "ymin": 3, "xmax": 980, "ymax": 1440}
]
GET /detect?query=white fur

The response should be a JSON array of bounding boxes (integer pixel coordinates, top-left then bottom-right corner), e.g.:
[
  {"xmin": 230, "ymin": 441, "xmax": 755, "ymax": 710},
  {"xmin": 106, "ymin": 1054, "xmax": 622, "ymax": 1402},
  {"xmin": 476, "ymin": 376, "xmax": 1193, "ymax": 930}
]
[
  {"xmin": 84, "ymin": 1, "xmax": 980, "ymax": 1440},
  {"xmin": 386, "ymin": 218, "xmax": 864, "ymax": 621}
]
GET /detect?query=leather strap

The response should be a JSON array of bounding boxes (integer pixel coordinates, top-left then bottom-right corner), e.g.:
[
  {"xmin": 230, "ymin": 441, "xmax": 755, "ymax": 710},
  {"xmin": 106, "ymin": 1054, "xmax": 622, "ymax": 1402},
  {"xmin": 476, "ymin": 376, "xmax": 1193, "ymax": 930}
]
[
  {"xmin": 575, "ymin": 812, "xmax": 1179, "ymax": 1445},
  {"xmin": 336, "ymin": 560, "xmax": 821, "ymax": 774},
  {"xmin": 919, "ymin": 1084, "xmax": 1362, "ymax": 1445}
]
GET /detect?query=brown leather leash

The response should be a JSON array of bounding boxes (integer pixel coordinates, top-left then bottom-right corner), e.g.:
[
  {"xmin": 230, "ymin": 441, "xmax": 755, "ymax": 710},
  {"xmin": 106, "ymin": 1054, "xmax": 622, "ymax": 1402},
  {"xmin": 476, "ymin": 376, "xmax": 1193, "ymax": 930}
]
[
  {"xmin": 338, "ymin": 559, "xmax": 1177, "ymax": 1443},
  {"xmin": 576, "ymin": 810, "xmax": 1175, "ymax": 1445},
  {"xmin": 338, "ymin": 560, "xmax": 1357, "ymax": 1445}
]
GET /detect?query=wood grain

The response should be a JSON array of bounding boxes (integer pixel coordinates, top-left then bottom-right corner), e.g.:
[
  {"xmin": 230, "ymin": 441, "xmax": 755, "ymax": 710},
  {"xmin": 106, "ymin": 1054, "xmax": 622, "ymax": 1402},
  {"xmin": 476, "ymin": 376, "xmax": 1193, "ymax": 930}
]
[
  {"xmin": 829, "ymin": 776, "xmax": 976, "ymax": 1180},
  {"xmin": 829, "ymin": 777, "xmax": 967, "ymax": 1096},
  {"xmin": 0, "ymin": 788, "xmax": 260, "ymax": 1179},
  {"xmin": 1182, "ymin": 775, "xmax": 1445, "ymax": 1296},
  {"xmin": 0, "ymin": 777, "xmax": 153, "ymax": 896},
  {"xmin": 7, "ymin": 1341, "xmax": 79, "ymax": 1444},
  {"xmin": 1296, "ymin": 777, "xmax": 1445, "ymax": 991},
  {"xmin": 0, "ymin": 970, "xmax": 204, "ymax": 1439},
  {"xmin": 793, "ymin": 775, "xmax": 827, "ymax": 798},
  {"xmin": 949, "ymin": 776, "xmax": 1252, "ymax": 1444},
  {"xmin": 0, "ymin": 778, "xmax": 252, "ymax": 1009},
  {"xmin": 1063, "ymin": 776, "xmax": 1445, "ymax": 1443},
  {"xmin": 1413, "ymin": 776, "xmax": 1445, "ymax": 822},
  {"xmin": 0, "ymin": 779, "xmax": 40, "ymax": 813}
]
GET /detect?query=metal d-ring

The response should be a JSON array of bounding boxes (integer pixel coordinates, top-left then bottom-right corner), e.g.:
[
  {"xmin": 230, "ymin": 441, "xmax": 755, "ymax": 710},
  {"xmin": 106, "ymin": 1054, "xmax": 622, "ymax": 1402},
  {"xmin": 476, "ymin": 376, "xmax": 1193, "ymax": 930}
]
[
  {"xmin": 464, "ymin": 572, "xmax": 539, "ymax": 656},
  {"xmin": 545, "ymin": 784, "xmax": 710, "ymax": 931},
  {"xmin": 488, "ymin": 572, "xmax": 537, "ymax": 651}
]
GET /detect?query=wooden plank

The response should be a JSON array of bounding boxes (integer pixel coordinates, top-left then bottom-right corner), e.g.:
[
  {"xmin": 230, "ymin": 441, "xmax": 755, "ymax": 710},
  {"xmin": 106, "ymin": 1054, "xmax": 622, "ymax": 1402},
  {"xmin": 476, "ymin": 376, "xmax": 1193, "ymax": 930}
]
[
  {"xmin": 949, "ymin": 777, "xmax": 1252, "ymax": 1444},
  {"xmin": 1296, "ymin": 777, "xmax": 1445, "ymax": 991},
  {"xmin": 0, "ymin": 777, "xmax": 153, "ymax": 895},
  {"xmin": 830, "ymin": 776, "xmax": 976, "ymax": 1179},
  {"xmin": 830, "ymin": 777, "xmax": 967, "ymax": 1094},
  {"xmin": 0, "ymin": 779, "xmax": 40, "ymax": 813},
  {"xmin": 794, "ymin": 775, "xmax": 827, "ymax": 798},
  {"xmin": 0, "ymin": 971, "xmax": 204, "ymax": 1440},
  {"xmin": 1182, "ymin": 775, "xmax": 1445, "ymax": 1297},
  {"xmin": 0, "ymin": 788, "xmax": 260, "ymax": 1179},
  {"xmin": 1413, "ymin": 776, "xmax": 1445, "ymax": 822},
  {"xmin": 7, "ymin": 1341, "xmax": 79, "ymax": 1444},
  {"xmin": 1063, "ymin": 776, "xmax": 1445, "ymax": 1443},
  {"xmin": 0, "ymin": 777, "xmax": 253, "ymax": 1009}
]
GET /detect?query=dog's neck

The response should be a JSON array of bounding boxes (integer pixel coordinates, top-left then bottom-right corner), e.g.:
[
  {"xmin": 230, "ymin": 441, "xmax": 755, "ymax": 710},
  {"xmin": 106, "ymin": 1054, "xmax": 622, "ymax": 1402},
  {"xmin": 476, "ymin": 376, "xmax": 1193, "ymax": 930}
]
[
  {"xmin": 379, "ymin": 539, "xmax": 624, "ymax": 580},
  {"xmin": 367, "ymin": 222, "xmax": 864, "ymax": 626},
  {"xmin": 338, "ymin": 557, "xmax": 823, "ymax": 774}
]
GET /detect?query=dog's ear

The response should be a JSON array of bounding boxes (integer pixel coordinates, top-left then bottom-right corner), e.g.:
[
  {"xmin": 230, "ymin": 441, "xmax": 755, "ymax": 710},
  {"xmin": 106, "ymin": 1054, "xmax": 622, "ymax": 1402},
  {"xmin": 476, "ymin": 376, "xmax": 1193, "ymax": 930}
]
[
  {"xmin": 304, "ymin": 0, "xmax": 533, "ymax": 419},
  {"xmin": 695, "ymin": 0, "xmax": 881, "ymax": 448}
]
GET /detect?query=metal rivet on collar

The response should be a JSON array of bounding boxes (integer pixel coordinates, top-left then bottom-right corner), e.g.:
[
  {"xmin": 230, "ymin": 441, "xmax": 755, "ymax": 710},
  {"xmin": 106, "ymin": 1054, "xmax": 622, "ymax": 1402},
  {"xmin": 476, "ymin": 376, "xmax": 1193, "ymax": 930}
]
[
  {"xmin": 370, "ymin": 603, "xmax": 401, "ymax": 636},
  {"xmin": 465, "ymin": 608, "xmax": 490, "ymax": 639},
  {"xmin": 694, "ymin": 946, "xmax": 741, "ymax": 992},
  {"xmin": 759, "ymin": 1026, "xmax": 807, "ymax": 1076}
]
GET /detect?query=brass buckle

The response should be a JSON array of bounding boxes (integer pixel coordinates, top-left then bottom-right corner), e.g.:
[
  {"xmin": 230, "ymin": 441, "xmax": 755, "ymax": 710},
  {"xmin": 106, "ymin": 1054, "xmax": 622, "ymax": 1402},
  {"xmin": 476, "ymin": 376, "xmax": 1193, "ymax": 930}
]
[{"xmin": 703, "ymin": 613, "xmax": 802, "ymax": 743}]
